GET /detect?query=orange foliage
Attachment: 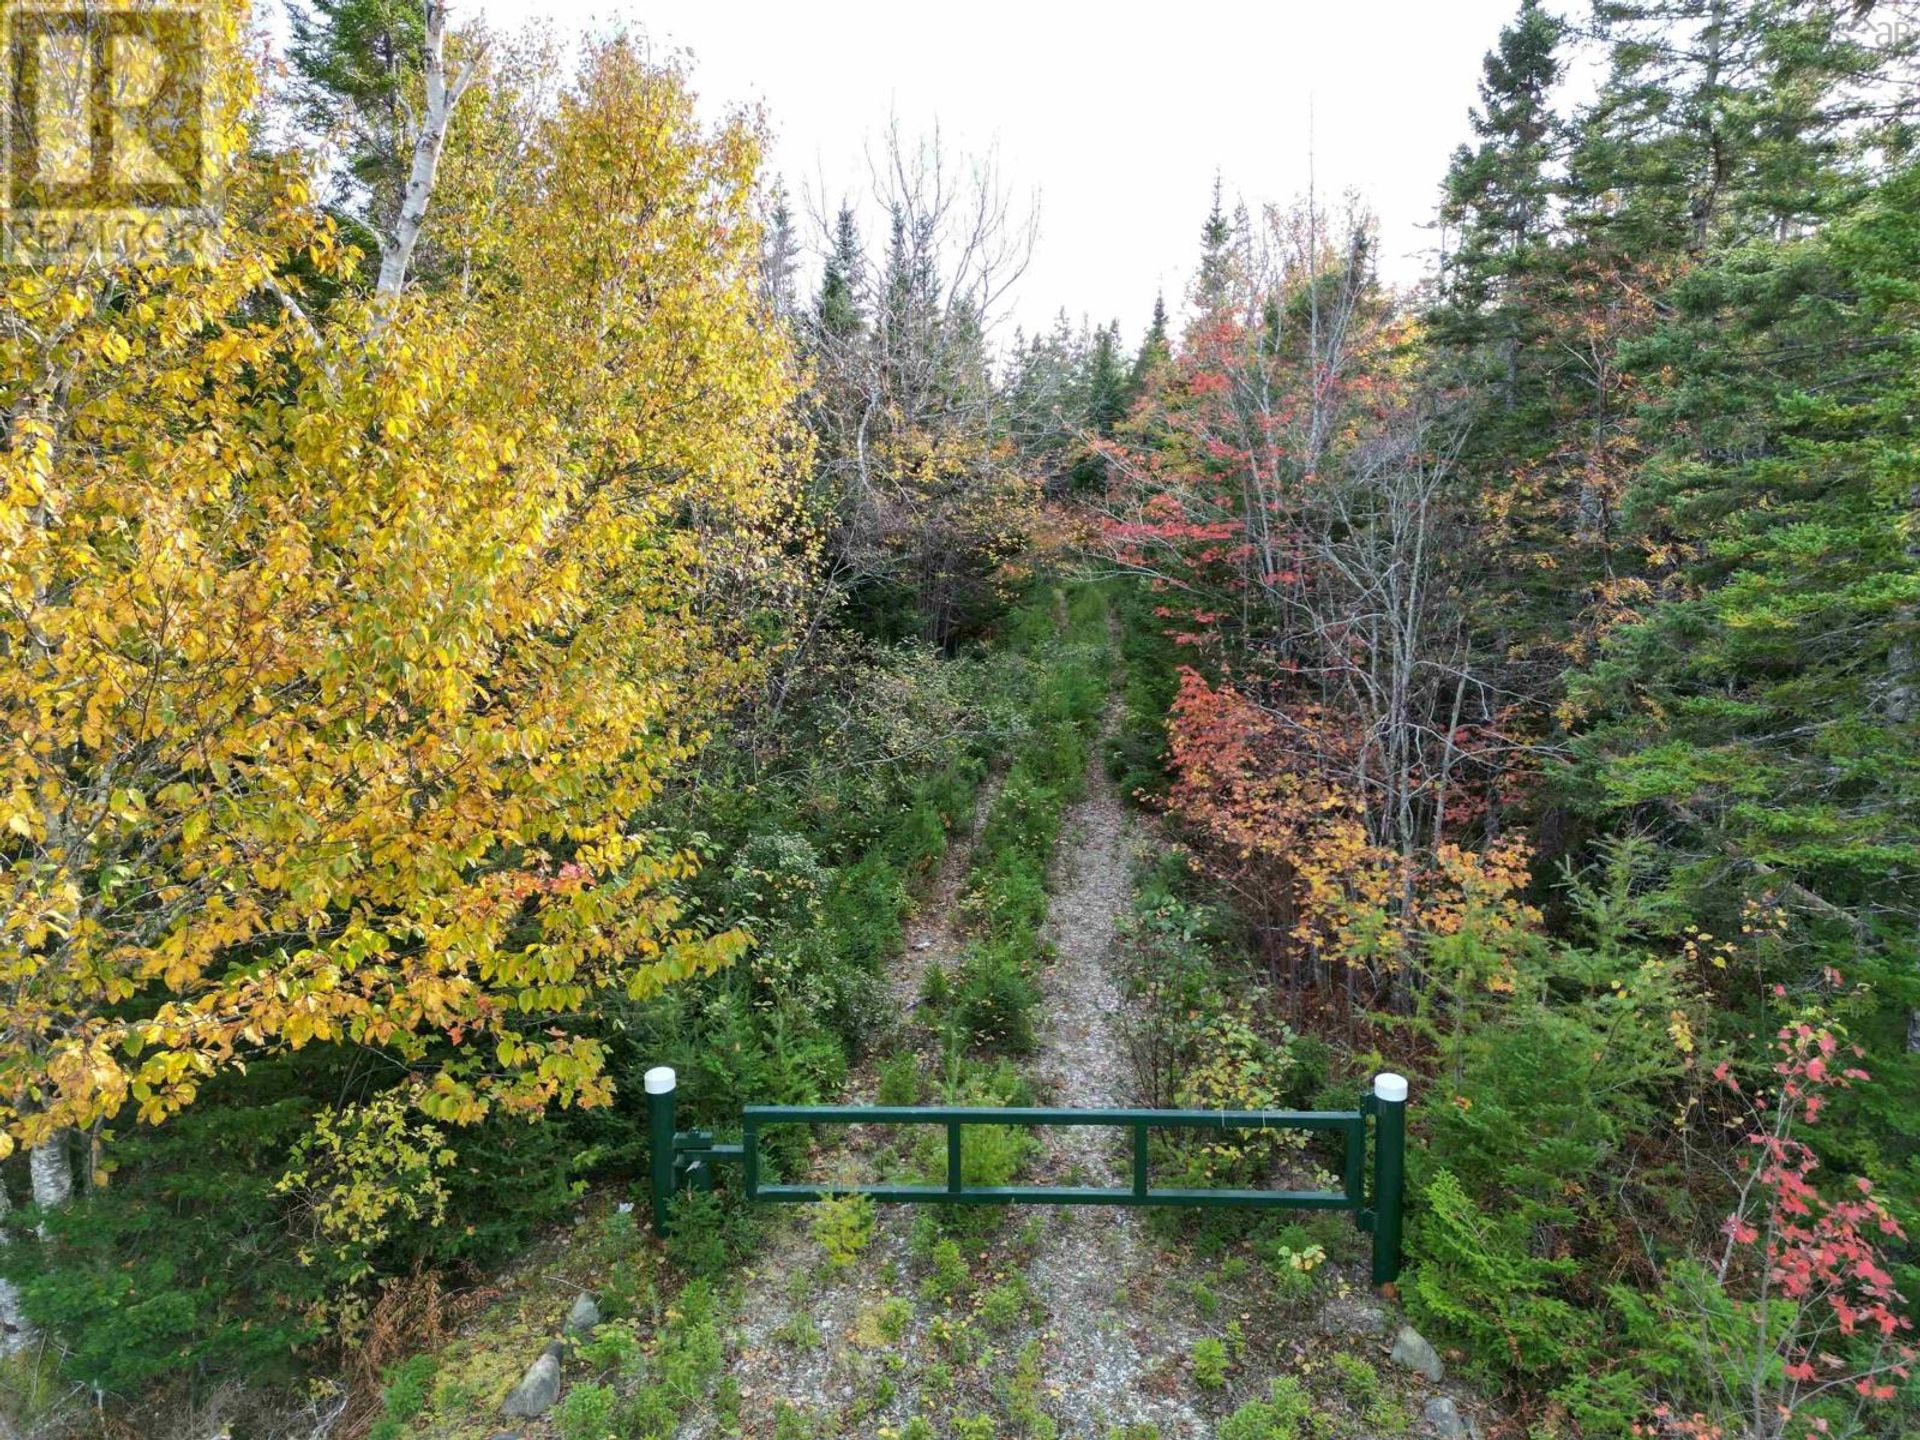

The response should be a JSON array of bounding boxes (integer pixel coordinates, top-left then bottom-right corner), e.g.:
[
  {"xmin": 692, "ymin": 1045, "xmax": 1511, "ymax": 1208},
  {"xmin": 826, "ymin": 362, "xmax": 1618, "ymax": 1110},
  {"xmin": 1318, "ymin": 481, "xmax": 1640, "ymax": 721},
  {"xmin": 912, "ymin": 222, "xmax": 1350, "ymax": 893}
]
[{"xmin": 1165, "ymin": 668, "xmax": 1540, "ymax": 1000}]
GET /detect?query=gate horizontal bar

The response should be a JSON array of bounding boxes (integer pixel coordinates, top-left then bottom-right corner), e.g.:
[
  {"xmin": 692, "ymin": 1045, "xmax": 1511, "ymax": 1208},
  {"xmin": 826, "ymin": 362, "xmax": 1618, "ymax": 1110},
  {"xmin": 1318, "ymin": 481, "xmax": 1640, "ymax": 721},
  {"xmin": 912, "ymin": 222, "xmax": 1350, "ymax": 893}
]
[
  {"xmin": 743, "ymin": 1104, "xmax": 1363, "ymax": 1132},
  {"xmin": 751, "ymin": 1181, "xmax": 1356, "ymax": 1209}
]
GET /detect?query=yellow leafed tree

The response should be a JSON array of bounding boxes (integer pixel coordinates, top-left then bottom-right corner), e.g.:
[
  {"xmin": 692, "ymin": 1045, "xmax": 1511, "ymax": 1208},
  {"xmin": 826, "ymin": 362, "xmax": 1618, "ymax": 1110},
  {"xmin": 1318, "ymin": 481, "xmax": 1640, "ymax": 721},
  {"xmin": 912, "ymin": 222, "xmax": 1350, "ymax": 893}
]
[{"xmin": 0, "ymin": 14, "xmax": 803, "ymax": 1201}]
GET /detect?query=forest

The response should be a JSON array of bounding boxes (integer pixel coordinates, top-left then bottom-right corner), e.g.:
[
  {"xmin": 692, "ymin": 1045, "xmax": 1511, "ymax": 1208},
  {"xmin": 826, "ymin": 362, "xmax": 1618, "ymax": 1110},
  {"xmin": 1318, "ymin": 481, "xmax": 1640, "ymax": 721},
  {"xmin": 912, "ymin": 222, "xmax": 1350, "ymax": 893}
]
[{"xmin": 0, "ymin": 1, "xmax": 1916, "ymax": 1438}]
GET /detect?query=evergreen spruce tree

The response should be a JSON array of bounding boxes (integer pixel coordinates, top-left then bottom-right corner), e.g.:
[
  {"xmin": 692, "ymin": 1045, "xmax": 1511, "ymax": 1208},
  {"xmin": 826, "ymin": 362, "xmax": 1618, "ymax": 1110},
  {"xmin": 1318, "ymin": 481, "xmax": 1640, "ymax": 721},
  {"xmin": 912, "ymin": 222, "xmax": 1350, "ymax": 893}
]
[
  {"xmin": 1426, "ymin": 0, "xmax": 1590, "ymax": 742},
  {"xmin": 1129, "ymin": 293, "xmax": 1171, "ymax": 398},
  {"xmin": 1434, "ymin": 0, "xmax": 1566, "ymax": 411},
  {"xmin": 1567, "ymin": 0, "xmax": 1910, "ymax": 260},
  {"xmin": 1069, "ymin": 322, "xmax": 1129, "ymax": 491},
  {"xmin": 1195, "ymin": 175, "xmax": 1236, "ymax": 313},
  {"xmin": 761, "ymin": 182, "xmax": 802, "ymax": 320},
  {"xmin": 1003, "ymin": 310, "xmax": 1083, "ymax": 495},
  {"xmin": 288, "ymin": 0, "xmax": 425, "ymax": 226},
  {"xmin": 1085, "ymin": 324, "xmax": 1127, "ymax": 436},
  {"xmin": 1569, "ymin": 156, "xmax": 1920, "ymax": 1163},
  {"xmin": 815, "ymin": 205, "xmax": 865, "ymax": 340}
]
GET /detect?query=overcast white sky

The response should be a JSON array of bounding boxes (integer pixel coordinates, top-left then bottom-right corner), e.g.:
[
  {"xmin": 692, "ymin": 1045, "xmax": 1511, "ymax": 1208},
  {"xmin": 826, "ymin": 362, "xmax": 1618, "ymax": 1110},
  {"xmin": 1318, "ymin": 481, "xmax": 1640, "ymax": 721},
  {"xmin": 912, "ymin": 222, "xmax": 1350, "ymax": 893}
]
[{"xmin": 462, "ymin": 0, "xmax": 1581, "ymax": 346}]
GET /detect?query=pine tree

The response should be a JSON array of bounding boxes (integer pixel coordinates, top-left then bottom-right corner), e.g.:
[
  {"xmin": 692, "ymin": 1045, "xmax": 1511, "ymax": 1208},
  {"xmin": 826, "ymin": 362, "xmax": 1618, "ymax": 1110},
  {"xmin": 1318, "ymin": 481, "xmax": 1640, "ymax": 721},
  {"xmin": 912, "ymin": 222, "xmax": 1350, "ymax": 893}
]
[
  {"xmin": 761, "ymin": 181, "xmax": 801, "ymax": 320},
  {"xmin": 1195, "ymin": 175, "xmax": 1236, "ymax": 314},
  {"xmin": 1426, "ymin": 0, "xmax": 1597, "ymax": 749},
  {"xmin": 801, "ymin": 152, "xmax": 1036, "ymax": 647},
  {"xmin": 1003, "ymin": 312, "xmax": 1082, "ymax": 494},
  {"xmin": 1569, "ymin": 155, "xmax": 1920, "ymax": 1153},
  {"xmin": 1567, "ymin": 0, "xmax": 1909, "ymax": 260},
  {"xmin": 815, "ymin": 205, "xmax": 864, "ymax": 339},
  {"xmin": 287, "ymin": 0, "xmax": 425, "ymax": 225},
  {"xmin": 1129, "ymin": 293, "xmax": 1171, "ymax": 397},
  {"xmin": 1086, "ymin": 323, "xmax": 1127, "ymax": 435},
  {"xmin": 1434, "ymin": 0, "xmax": 1566, "ymax": 408},
  {"xmin": 1069, "ymin": 321, "xmax": 1129, "ymax": 491}
]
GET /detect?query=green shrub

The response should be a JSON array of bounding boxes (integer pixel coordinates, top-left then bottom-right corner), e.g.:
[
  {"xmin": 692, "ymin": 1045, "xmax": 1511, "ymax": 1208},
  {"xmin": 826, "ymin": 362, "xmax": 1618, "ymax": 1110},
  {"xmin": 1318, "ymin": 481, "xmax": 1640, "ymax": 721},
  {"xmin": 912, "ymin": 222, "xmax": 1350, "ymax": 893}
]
[
  {"xmin": 579, "ymin": 1321, "xmax": 642, "ymax": 1374},
  {"xmin": 822, "ymin": 852, "xmax": 910, "ymax": 973},
  {"xmin": 1329, "ymin": 1351, "xmax": 1380, "ymax": 1405},
  {"xmin": 998, "ymin": 1335, "xmax": 1059, "ymax": 1439},
  {"xmin": 961, "ymin": 1121, "xmax": 1034, "ymax": 1187},
  {"xmin": 909, "ymin": 1210, "xmax": 944, "ymax": 1260},
  {"xmin": 1107, "ymin": 582, "xmax": 1179, "ymax": 800},
  {"xmin": 909, "ymin": 1058, "xmax": 1035, "ymax": 1211},
  {"xmin": 811, "ymin": 1193, "xmax": 876, "ymax": 1270},
  {"xmin": 870, "ymin": 1295, "xmax": 913, "ymax": 1344},
  {"xmin": 553, "ymin": 1382, "xmax": 618, "ymax": 1440},
  {"xmin": 773, "ymin": 1400, "xmax": 827, "ymax": 1440},
  {"xmin": 1366, "ymin": 1398, "xmax": 1414, "ymax": 1436},
  {"xmin": 979, "ymin": 1273, "xmax": 1038, "ymax": 1331},
  {"xmin": 616, "ymin": 1278, "xmax": 725, "ymax": 1437},
  {"xmin": 1406, "ymin": 1169, "xmax": 1595, "ymax": 1378},
  {"xmin": 877, "ymin": 1050, "xmax": 921, "ymax": 1106},
  {"xmin": 922, "ymin": 1238, "xmax": 971, "ymax": 1302},
  {"xmin": 664, "ymin": 1190, "xmax": 755, "ymax": 1279},
  {"xmin": 773, "ymin": 1310, "xmax": 822, "ymax": 1349},
  {"xmin": 890, "ymin": 796, "xmax": 953, "ymax": 874},
  {"xmin": 366, "ymin": 1353, "xmax": 438, "ymax": 1440},
  {"xmin": 1220, "ymin": 1377, "xmax": 1313, "ymax": 1440},
  {"xmin": 1191, "ymin": 1336, "xmax": 1230, "ymax": 1390},
  {"xmin": 930, "ymin": 1312, "xmax": 984, "ymax": 1363},
  {"xmin": 954, "ymin": 939, "xmax": 1041, "ymax": 1051},
  {"xmin": 597, "ymin": 1233, "xmax": 655, "ymax": 1322},
  {"xmin": 0, "ymin": 1055, "xmax": 346, "ymax": 1392}
]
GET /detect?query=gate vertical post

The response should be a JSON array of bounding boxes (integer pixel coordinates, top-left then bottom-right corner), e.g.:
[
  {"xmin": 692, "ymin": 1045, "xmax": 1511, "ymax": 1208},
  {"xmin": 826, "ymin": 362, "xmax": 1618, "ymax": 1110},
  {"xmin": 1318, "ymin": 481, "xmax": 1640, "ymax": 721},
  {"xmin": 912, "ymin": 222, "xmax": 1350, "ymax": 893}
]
[
  {"xmin": 1370, "ymin": 1072, "xmax": 1408, "ymax": 1287},
  {"xmin": 645, "ymin": 1066, "xmax": 678, "ymax": 1237},
  {"xmin": 946, "ymin": 1121, "xmax": 964, "ymax": 1196}
]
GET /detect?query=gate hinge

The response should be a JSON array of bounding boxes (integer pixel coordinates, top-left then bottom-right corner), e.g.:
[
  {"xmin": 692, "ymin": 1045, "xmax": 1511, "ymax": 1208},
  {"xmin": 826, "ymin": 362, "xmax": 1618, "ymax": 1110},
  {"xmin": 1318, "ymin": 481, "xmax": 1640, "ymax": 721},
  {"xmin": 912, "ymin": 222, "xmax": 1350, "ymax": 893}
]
[{"xmin": 672, "ymin": 1130, "xmax": 741, "ymax": 1166}]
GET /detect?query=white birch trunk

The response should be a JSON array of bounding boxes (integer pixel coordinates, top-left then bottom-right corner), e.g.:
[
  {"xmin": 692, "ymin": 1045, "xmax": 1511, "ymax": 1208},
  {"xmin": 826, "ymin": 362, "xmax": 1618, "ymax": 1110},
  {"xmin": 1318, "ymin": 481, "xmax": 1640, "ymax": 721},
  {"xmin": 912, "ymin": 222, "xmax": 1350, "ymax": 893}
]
[
  {"xmin": 29, "ymin": 1133, "xmax": 71, "ymax": 1214},
  {"xmin": 373, "ymin": 0, "xmax": 475, "ymax": 311},
  {"xmin": 0, "ymin": 1175, "xmax": 23, "ymax": 1356}
]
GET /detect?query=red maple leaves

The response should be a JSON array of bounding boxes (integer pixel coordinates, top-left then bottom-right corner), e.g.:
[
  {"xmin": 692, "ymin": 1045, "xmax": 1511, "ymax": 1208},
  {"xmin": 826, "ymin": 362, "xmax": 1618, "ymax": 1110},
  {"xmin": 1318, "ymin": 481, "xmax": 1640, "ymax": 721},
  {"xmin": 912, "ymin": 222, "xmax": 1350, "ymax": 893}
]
[{"xmin": 1688, "ymin": 1021, "xmax": 1915, "ymax": 1434}]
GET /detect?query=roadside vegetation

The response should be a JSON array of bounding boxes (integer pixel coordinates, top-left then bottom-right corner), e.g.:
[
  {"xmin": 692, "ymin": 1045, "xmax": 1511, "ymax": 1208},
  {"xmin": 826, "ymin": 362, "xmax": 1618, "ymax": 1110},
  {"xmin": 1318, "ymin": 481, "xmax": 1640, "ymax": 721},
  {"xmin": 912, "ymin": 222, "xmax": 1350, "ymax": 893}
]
[{"xmin": 3, "ymin": 2, "xmax": 1917, "ymax": 1438}]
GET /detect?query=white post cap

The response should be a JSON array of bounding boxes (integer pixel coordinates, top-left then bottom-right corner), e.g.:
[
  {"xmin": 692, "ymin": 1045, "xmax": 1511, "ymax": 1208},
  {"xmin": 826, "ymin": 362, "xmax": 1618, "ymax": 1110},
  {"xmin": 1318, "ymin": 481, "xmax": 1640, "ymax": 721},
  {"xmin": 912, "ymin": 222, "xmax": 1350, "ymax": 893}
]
[
  {"xmin": 643, "ymin": 1066, "xmax": 677, "ymax": 1096},
  {"xmin": 1373, "ymin": 1072, "xmax": 1409, "ymax": 1103}
]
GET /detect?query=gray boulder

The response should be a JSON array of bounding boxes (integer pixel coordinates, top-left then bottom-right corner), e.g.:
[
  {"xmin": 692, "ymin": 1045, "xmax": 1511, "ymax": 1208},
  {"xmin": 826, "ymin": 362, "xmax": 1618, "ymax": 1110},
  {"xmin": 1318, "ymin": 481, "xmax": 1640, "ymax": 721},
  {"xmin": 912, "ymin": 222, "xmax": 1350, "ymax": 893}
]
[
  {"xmin": 1316, "ymin": 1296, "xmax": 1390, "ymax": 1338},
  {"xmin": 501, "ymin": 1341, "xmax": 563, "ymax": 1418},
  {"xmin": 1425, "ymin": 1396, "xmax": 1474, "ymax": 1439},
  {"xmin": 564, "ymin": 1292, "xmax": 601, "ymax": 1336},
  {"xmin": 1390, "ymin": 1324, "xmax": 1445, "ymax": 1382}
]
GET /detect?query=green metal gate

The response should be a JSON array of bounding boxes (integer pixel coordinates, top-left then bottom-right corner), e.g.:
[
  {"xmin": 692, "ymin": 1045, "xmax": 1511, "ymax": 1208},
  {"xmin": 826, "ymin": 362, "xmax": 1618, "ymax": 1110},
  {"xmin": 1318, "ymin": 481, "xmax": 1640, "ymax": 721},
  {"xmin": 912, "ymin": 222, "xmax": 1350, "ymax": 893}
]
[{"xmin": 644, "ymin": 1069, "xmax": 1410, "ymax": 1286}]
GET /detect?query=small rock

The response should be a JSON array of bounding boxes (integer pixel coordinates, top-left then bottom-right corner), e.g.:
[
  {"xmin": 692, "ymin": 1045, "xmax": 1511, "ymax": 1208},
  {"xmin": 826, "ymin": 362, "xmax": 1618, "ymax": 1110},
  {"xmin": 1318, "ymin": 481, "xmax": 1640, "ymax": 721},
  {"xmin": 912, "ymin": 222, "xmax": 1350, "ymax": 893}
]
[
  {"xmin": 564, "ymin": 1292, "xmax": 601, "ymax": 1336},
  {"xmin": 912, "ymin": 938, "xmax": 933, "ymax": 951},
  {"xmin": 1390, "ymin": 1324, "xmax": 1445, "ymax": 1382},
  {"xmin": 1425, "ymin": 1396, "xmax": 1474, "ymax": 1439},
  {"xmin": 501, "ymin": 1342, "xmax": 563, "ymax": 1418},
  {"xmin": 1316, "ymin": 1296, "xmax": 1389, "ymax": 1338}
]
